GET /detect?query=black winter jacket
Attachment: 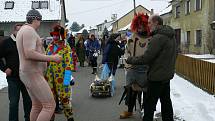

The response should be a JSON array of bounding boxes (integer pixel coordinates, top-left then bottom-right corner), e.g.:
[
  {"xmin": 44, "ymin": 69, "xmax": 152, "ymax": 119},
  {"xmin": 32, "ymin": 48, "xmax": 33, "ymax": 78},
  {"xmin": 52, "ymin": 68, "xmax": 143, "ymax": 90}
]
[
  {"xmin": 0, "ymin": 35, "xmax": 20, "ymax": 78},
  {"xmin": 126, "ymin": 25, "xmax": 177, "ymax": 82}
]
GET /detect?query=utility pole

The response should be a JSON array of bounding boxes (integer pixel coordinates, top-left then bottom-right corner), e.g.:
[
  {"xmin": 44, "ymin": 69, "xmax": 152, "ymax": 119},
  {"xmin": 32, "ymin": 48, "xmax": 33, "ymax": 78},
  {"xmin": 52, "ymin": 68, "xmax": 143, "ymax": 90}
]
[{"xmin": 133, "ymin": 0, "xmax": 137, "ymax": 16}]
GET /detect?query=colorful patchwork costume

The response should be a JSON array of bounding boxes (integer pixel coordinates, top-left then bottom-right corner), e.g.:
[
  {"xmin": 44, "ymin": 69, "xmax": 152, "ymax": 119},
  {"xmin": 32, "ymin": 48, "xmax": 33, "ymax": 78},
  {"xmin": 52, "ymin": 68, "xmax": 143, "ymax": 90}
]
[
  {"xmin": 45, "ymin": 25, "xmax": 74, "ymax": 121},
  {"xmin": 71, "ymin": 47, "xmax": 78, "ymax": 71}
]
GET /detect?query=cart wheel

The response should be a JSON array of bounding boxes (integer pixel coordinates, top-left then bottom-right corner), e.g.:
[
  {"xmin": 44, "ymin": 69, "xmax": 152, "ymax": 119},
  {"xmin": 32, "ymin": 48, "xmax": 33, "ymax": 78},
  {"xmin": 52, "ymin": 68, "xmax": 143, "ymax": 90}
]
[
  {"xmin": 106, "ymin": 92, "xmax": 111, "ymax": 97},
  {"xmin": 91, "ymin": 93, "xmax": 96, "ymax": 97}
]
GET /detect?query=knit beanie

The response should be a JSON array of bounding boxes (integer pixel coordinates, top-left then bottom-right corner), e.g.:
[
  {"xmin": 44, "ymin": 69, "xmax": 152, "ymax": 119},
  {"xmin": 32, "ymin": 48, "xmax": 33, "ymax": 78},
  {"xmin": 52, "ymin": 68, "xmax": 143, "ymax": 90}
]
[
  {"xmin": 26, "ymin": 9, "xmax": 42, "ymax": 24},
  {"xmin": 108, "ymin": 33, "xmax": 120, "ymax": 41}
]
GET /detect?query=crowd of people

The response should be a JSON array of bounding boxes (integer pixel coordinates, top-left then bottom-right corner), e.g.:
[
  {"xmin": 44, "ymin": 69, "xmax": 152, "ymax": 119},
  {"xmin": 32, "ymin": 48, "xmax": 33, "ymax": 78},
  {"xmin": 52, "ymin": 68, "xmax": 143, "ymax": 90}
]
[{"xmin": 0, "ymin": 8, "xmax": 177, "ymax": 121}]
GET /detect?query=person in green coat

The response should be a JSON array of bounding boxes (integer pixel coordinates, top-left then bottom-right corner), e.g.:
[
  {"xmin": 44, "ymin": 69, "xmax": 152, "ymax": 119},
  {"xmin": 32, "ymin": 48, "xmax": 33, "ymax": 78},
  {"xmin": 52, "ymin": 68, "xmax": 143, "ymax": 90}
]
[{"xmin": 76, "ymin": 35, "xmax": 86, "ymax": 67}]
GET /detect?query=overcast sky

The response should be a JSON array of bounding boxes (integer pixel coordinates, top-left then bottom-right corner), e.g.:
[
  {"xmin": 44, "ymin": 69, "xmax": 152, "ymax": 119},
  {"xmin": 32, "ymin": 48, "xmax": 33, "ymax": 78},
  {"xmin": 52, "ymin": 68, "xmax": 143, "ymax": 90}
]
[{"xmin": 65, "ymin": 0, "xmax": 171, "ymax": 27}]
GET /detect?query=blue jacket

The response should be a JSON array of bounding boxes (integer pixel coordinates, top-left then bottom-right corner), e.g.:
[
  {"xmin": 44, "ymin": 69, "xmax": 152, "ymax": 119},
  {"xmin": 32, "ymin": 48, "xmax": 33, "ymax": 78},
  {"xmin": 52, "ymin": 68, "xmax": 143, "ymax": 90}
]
[{"xmin": 86, "ymin": 39, "xmax": 100, "ymax": 53}]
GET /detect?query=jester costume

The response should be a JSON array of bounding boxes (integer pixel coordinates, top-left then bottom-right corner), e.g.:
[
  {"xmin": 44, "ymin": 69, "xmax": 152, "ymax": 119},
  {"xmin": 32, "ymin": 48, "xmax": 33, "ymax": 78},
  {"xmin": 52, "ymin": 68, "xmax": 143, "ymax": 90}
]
[
  {"xmin": 71, "ymin": 47, "xmax": 78, "ymax": 71},
  {"xmin": 45, "ymin": 25, "xmax": 74, "ymax": 121}
]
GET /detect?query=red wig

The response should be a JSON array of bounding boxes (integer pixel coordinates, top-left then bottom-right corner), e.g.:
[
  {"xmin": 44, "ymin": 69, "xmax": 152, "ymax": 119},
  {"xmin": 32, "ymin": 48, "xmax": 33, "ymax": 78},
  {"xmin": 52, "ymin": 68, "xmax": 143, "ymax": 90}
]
[{"xmin": 131, "ymin": 13, "xmax": 150, "ymax": 35}]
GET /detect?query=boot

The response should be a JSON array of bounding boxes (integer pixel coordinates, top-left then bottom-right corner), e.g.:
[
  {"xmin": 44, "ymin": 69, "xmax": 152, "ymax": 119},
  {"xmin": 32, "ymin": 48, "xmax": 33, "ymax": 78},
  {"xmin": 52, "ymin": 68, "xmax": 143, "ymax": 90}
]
[
  {"xmin": 80, "ymin": 62, "xmax": 84, "ymax": 67},
  {"xmin": 91, "ymin": 68, "xmax": 95, "ymax": 74},
  {"xmin": 94, "ymin": 68, "xmax": 97, "ymax": 74},
  {"xmin": 119, "ymin": 111, "xmax": 133, "ymax": 119},
  {"xmin": 91, "ymin": 68, "xmax": 97, "ymax": 74},
  {"xmin": 54, "ymin": 101, "xmax": 63, "ymax": 114},
  {"xmin": 68, "ymin": 118, "xmax": 74, "ymax": 121}
]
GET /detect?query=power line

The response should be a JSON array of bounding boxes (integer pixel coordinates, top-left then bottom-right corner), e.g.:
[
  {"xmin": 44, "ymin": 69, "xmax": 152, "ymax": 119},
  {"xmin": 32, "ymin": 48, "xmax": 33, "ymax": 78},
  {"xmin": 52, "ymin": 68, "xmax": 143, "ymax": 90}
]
[
  {"xmin": 159, "ymin": 1, "xmax": 172, "ymax": 13},
  {"xmin": 69, "ymin": 0, "xmax": 128, "ymax": 15}
]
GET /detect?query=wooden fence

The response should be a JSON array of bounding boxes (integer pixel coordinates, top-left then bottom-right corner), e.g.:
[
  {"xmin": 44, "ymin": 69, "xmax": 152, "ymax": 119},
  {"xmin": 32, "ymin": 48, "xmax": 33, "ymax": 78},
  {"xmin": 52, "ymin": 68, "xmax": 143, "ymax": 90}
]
[{"xmin": 176, "ymin": 54, "xmax": 215, "ymax": 94}]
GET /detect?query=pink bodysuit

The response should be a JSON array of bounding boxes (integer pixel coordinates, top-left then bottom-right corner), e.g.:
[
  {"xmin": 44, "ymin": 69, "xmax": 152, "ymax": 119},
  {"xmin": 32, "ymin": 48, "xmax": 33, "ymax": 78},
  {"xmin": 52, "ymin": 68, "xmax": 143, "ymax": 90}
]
[{"xmin": 16, "ymin": 25, "xmax": 55, "ymax": 121}]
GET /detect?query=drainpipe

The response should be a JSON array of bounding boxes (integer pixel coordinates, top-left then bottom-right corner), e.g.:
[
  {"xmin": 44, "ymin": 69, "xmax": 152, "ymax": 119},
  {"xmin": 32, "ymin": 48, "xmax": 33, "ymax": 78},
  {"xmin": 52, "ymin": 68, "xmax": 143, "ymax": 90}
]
[
  {"xmin": 213, "ymin": 0, "xmax": 215, "ymax": 52},
  {"xmin": 151, "ymin": 9, "xmax": 154, "ymax": 15},
  {"xmin": 133, "ymin": 0, "xmax": 137, "ymax": 16}
]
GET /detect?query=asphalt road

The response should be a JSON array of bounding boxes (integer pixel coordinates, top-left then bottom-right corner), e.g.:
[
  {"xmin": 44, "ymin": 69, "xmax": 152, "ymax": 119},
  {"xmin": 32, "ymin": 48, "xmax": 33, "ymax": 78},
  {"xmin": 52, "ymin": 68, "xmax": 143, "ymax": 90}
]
[{"xmin": 0, "ymin": 66, "xmax": 144, "ymax": 121}]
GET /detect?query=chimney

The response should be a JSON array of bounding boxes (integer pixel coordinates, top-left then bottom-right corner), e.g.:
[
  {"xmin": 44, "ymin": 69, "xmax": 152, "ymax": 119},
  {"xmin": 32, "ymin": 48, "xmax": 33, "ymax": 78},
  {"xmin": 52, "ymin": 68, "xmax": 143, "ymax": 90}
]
[
  {"xmin": 104, "ymin": 20, "xmax": 108, "ymax": 23},
  {"xmin": 151, "ymin": 9, "xmax": 154, "ymax": 15},
  {"xmin": 111, "ymin": 14, "xmax": 117, "ymax": 21}
]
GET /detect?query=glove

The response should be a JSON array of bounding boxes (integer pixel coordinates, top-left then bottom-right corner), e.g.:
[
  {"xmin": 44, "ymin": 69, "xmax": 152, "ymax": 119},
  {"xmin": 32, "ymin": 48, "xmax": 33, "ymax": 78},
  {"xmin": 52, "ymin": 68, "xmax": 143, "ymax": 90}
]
[{"xmin": 63, "ymin": 70, "xmax": 72, "ymax": 86}]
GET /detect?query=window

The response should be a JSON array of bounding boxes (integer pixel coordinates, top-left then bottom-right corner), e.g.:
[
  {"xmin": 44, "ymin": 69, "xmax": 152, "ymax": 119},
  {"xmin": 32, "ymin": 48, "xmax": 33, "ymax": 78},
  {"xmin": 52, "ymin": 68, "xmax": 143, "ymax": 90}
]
[
  {"xmin": 186, "ymin": 31, "xmax": 190, "ymax": 45},
  {"xmin": 175, "ymin": 29, "xmax": 181, "ymax": 46},
  {"xmin": 5, "ymin": 1, "xmax": 14, "ymax": 9},
  {"xmin": 116, "ymin": 22, "xmax": 118, "ymax": 30},
  {"xmin": 175, "ymin": 6, "xmax": 180, "ymax": 18},
  {"xmin": 196, "ymin": 30, "xmax": 202, "ymax": 47},
  {"xmin": 32, "ymin": 1, "xmax": 48, "ymax": 9},
  {"xmin": 32, "ymin": 1, "xmax": 40, "ymax": 9},
  {"xmin": 114, "ymin": 24, "xmax": 117, "ymax": 29},
  {"xmin": 185, "ymin": 0, "xmax": 190, "ymax": 14},
  {"xmin": 100, "ymin": 26, "xmax": 102, "ymax": 31},
  {"xmin": 40, "ymin": 1, "xmax": 48, "ymax": 9},
  {"xmin": 195, "ymin": 0, "xmax": 202, "ymax": 11},
  {"xmin": 0, "ymin": 30, "xmax": 4, "ymax": 36}
]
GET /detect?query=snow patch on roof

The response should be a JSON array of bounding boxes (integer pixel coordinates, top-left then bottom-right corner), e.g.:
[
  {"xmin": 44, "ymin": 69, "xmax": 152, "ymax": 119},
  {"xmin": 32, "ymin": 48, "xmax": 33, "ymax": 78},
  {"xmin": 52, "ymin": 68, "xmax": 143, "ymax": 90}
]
[
  {"xmin": 0, "ymin": 0, "xmax": 61, "ymax": 22},
  {"xmin": 89, "ymin": 26, "xmax": 97, "ymax": 30},
  {"xmin": 76, "ymin": 26, "xmax": 90, "ymax": 34},
  {"xmin": 118, "ymin": 23, "xmax": 131, "ymax": 32}
]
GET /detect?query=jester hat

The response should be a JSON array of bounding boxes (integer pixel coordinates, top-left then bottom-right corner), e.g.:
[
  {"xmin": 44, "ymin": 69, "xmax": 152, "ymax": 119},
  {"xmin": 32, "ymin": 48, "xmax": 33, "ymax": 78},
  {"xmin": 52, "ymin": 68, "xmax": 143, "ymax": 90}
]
[{"xmin": 50, "ymin": 25, "xmax": 65, "ymax": 40}]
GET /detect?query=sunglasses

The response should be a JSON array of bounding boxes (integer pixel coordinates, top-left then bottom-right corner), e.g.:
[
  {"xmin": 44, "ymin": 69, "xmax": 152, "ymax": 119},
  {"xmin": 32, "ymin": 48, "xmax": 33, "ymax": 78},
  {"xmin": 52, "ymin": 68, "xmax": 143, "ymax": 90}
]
[
  {"xmin": 15, "ymin": 24, "xmax": 23, "ymax": 27},
  {"xmin": 36, "ymin": 18, "xmax": 42, "ymax": 21},
  {"xmin": 34, "ymin": 16, "xmax": 42, "ymax": 21}
]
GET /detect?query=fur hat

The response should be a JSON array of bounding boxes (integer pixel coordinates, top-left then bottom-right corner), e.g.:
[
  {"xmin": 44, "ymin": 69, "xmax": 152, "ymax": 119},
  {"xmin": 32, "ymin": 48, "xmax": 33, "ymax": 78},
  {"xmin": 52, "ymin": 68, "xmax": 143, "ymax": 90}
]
[
  {"xmin": 131, "ymin": 13, "xmax": 150, "ymax": 35},
  {"xmin": 26, "ymin": 9, "xmax": 42, "ymax": 23}
]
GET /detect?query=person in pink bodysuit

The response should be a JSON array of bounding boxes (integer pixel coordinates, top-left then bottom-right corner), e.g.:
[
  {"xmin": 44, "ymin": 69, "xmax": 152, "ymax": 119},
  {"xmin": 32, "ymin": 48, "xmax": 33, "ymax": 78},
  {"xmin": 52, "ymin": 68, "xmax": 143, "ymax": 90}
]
[{"xmin": 16, "ymin": 9, "xmax": 62, "ymax": 121}]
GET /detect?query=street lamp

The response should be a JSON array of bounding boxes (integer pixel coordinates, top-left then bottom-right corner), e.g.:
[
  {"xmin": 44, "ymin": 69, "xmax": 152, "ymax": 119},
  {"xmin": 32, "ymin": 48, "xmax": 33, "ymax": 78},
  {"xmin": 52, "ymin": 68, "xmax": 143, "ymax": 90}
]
[{"xmin": 210, "ymin": 21, "xmax": 215, "ymax": 30}]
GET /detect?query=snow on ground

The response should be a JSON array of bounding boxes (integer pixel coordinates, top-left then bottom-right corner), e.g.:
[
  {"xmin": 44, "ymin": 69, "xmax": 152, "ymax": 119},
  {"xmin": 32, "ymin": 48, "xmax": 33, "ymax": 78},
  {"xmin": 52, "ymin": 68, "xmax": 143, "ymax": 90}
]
[
  {"xmin": 185, "ymin": 54, "xmax": 215, "ymax": 59},
  {"xmin": 0, "ymin": 70, "xmax": 7, "ymax": 90},
  {"xmin": 202, "ymin": 59, "xmax": 215, "ymax": 63},
  {"xmin": 155, "ymin": 74, "xmax": 215, "ymax": 121},
  {"xmin": 184, "ymin": 54, "xmax": 215, "ymax": 63}
]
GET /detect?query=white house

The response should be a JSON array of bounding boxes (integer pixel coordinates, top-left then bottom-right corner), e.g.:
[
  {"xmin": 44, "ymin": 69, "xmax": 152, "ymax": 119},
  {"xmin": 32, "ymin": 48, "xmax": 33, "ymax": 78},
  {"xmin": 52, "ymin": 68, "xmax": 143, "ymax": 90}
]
[
  {"xmin": 88, "ymin": 26, "xmax": 98, "ymax": 38},
  {"xmin": 0, "ymin": 0, "xmax": 67, "ymax": 38},
  {"xmin": 96, "ymin": 20, "xmax": 114, "ymax": 39}
]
